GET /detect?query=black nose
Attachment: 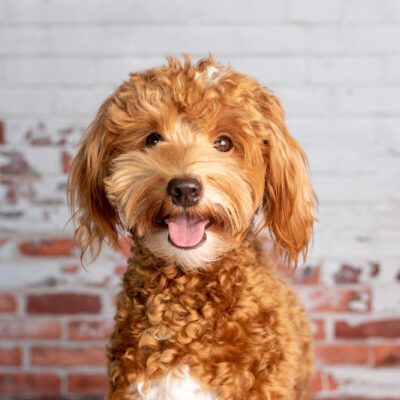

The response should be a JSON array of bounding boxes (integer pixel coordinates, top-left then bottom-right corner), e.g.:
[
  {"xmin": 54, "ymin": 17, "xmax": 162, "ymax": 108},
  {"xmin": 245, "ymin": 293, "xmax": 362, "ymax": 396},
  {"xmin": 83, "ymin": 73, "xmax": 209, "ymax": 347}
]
[{"xmin": 167, "ymin": 177, "xmax": 203, "ymax": 207}]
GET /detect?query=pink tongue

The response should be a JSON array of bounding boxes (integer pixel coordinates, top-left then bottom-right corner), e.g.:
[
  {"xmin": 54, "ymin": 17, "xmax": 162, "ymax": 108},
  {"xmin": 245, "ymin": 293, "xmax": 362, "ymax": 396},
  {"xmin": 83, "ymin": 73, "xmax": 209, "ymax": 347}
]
[{"xmin": 166, "ymin": 215, "xmax": 208, "ymax": 248}]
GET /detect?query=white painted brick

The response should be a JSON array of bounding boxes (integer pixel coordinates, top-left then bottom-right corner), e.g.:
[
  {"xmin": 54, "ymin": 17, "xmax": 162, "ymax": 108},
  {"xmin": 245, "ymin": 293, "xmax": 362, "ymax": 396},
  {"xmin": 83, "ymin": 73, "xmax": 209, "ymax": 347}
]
[
  {"xmin": 1, "ymin": 119, "xmax": 85, "ymax": 145},
  {"xmin": 306, "ymin": 57, "xmax": 382, "ymax": 84},
  {"xmin": 297, "ymin": 0, "xmax": 398, "ymax": 24},
  {"xmin": 14, "ymin": 146, "xmax": 62, "ymax": 175},
  {"xmin": 273, "ymin": 87, "xmax": 331, "ymax": 115},
  {"xmin": 333, "ymin": 87, "xmax": 400, "ymax": 115},
  {"xmin": 0, "ymin": 60, "xmax": 5, "ymax": 83},
  {"xmin": 312, "ymin": 175, "xmax": 381, "ymax": 202},
  {"xmin": 321, "ymin": 258, "xmax": 400, "ymax": 286},
  {"xmin": 190, "ymin": 0, "xmax": 285, "ymax": 22},
  {"xmin": 317, "ymin": 204, "xmax": 377, "ymax": 231},
  {"xmin": 228, "ymin": 57, "xmax": 307, "ymax": 85},
  {"xmin": 286, "ymin": 117, "xmax": 380, "ymax": 147},
  {"xmin": 379, "ymin": 202, "xmax": 400, "ymax": 229},
  {"xmin": 375, "ymin": 231, "xmax": 400, "ymax": 258},
  {"xmin": 47, "ymin": 26, "xmax": 306, "ymax": 56},
  {"xmin": 0, "ymin": 0, "xmax": 6, "ymax": 23},
  {"xmin": 53, "ymin": 88, "xmax": 112, "ymax": 115},
  {"xmin": 306, "ymin": 145, "xmax": 377, "ymax": 174},
  {"xmin": 0, "ymin": 88, "xmax": 53, "ymax": 114},
  {"xmin": 0, "ymin": 28, "xmax": 50, "ymax": 54},
  {"xmin": 0, "ymin": 258, "xmax": 118, "ymax": 288},
  {"xmin": 287, "ymin": 0, "xmax": 345, "ymax": 22},
  {"xmin": 305, "ymin": 26, "xmax": 400, "ymax": 54},
  {"xmin": 392, "ymin": 0, "xmax": 400, "ymax": 21},
  {"xmin": 3, "ymin": 0, "xmax": 285, "ymax": 23},
  {"xmin": 289, "ymin": 0, "xmax": 393, "ymax": 24},
  {"xmin": 31, "ymin": 175, "xmax": 68, "ymax": 203},
  {"xmin": 95, "ymin": 57, "xmax": 166, "ymax": 85},
  {"xmin": 0, "ymin": 204, "xmax": 72, "ymax": 234},
  {"xmin": 1, "ymin": 59, "xmax": 98, "ymax": 86},
  {"xmin": 95, "ymin": 56, "xmax": 308, "ymax": 86},
  {"xmin": 373, "ymin": 286, "xmax": 400, "ymax": 313},
  {"xmin": 312, "ymin": 228, "xmax": 376, "ymax": 259},
  {"xmin": 377, "ymin": 157, "xmax": 400, "ymax": 204},
  {"xmin": 382, "ymin": 55, "xmax": 400, "ymax": 83},
  {"xmin": 327, "ymin": 367, "xmax": 400, "ymax": 397},
  {"xmin": 342, "ymin": 0, "xmax": 394, "ymax": 23},
  {"xmin": 0, "ymin": 174, "xmax": 67, "ymax": 209}
]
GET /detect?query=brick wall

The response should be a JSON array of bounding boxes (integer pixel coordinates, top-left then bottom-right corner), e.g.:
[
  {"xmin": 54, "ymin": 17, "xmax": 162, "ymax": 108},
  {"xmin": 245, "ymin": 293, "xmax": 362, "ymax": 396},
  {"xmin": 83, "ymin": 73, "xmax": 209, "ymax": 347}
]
[{"xmin": 1, "ymin": 0, "xmax": 400, "ymax": 398}]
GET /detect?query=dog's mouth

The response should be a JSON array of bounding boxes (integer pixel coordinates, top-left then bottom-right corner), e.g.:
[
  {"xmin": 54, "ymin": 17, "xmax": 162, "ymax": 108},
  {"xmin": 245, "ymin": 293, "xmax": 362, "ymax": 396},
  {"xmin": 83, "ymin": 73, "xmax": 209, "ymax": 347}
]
[{"xmin": 160, "ymin": 213, "xmax": 210, "ymax": 250}]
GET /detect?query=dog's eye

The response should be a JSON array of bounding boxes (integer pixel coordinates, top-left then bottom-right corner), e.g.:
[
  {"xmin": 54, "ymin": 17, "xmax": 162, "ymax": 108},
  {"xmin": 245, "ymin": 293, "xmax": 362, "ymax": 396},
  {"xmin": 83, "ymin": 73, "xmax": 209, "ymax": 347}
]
[
  {"xmin": 145, "ymin": 132, "xmax": 164, "ymax": 147},
  {"xmin": 214, "ymin": 135, "xmax": 233, "ymax": 152}
]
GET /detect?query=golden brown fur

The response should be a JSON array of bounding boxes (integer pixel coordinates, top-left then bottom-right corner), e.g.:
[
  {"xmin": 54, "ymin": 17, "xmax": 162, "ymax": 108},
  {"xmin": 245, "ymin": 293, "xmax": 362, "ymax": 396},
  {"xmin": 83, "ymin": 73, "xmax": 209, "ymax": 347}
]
[{"xmin": 68, "ymin": 55, "xmax": 317, "ymax": 399}]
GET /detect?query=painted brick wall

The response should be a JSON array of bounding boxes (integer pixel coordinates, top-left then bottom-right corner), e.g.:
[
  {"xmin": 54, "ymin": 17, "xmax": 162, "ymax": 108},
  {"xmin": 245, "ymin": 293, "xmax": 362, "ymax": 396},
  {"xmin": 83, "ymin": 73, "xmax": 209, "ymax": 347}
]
[{"xmin": 1, "ymin": 0, "xmax": 400, "ymax": 398}]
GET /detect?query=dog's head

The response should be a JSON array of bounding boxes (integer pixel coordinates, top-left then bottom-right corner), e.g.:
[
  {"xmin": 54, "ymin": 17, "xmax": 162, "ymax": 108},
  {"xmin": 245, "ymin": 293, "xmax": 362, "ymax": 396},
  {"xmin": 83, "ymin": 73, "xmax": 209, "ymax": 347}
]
[{"xmin": 68, "ymin": 56, "xmax": 316, "ymax": 271}]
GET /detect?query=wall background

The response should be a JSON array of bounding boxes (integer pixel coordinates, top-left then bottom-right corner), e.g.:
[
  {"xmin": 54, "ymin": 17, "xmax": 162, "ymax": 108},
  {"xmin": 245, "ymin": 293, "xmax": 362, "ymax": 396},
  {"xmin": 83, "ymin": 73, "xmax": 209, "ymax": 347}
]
[{"xmin": 1, "ymin": 0, "xmax": 400, "ymax": 399}]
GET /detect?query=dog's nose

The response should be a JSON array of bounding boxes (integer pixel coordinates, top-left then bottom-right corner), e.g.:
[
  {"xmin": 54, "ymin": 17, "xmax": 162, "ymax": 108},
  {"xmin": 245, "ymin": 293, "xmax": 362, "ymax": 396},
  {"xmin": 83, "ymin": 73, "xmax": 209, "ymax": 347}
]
[{"xmin": 167, "ymin": 177, "xmax": 203, "ymax": 207}]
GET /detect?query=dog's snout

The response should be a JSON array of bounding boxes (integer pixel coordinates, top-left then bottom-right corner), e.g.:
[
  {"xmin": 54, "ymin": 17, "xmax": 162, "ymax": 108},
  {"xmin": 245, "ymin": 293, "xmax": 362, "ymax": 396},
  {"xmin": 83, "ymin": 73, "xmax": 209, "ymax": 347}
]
[{"xmin": 167, "ymin": 177, "xmax": 203, "ymax": 207}]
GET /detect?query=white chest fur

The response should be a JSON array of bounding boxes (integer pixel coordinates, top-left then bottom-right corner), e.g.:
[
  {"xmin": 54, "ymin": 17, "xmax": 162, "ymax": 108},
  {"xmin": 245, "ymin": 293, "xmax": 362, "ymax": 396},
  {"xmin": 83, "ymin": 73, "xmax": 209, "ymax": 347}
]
[{"xmin": 135, "ymin": 365, "xmax": 215, "ymax": 400}]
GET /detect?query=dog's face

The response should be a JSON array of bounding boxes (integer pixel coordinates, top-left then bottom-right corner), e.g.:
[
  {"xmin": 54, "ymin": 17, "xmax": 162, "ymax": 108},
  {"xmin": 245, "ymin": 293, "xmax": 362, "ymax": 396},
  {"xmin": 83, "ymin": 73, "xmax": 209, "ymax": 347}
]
[{"xmin": 68, "ymin": 57, "xmax": 316, "ymax": 271}]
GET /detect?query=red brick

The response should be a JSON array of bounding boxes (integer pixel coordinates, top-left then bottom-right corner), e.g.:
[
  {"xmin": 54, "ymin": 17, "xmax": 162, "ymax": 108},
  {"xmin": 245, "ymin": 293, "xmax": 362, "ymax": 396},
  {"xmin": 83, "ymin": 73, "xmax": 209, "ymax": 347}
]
[
  {"xmin": 373, "ymin": 344, "xmax": 400, "ymax": 366},
  {"xmin": 311, "ymin": 319, "xmax": 325, "ymax": 340},
  {"xmin": 326, "ymin": 373, "xmax": 339, "ymax": 391},
  {"xmin": 0, "ymin": 293, "xmax": 16, "ymax": 312},
  {"xmin": 27, "ymin": 293, "xmax": 101, "ymax": 314},
  {"xmin": 336, "ymin": 319, "xmax": 400, "ymax": 339},
  {"xmin": 0, "ymin": 121, "xmax": 4, "ymax": 144},
  {"xmin": 61, "ymin": 264, "xmax": 80, "ymax": 274},
  {"xmin": 0, "ymin": 151, "xmax": 34, "ymax": 175},
  {"xmin": 19, "ymin": 238, "xmax": 75, "ymax": 257},
  {"xmin": 1, "ymin": 179, "xmax": 17, "ymax": 204},
  {"xmin": 298, "ymin": 288, "xmax": 371, "ymax": 313},
  {"xmin": 333, "ymin": 263, "xmax": 362, "ymax": 284},
  {"xmin": 0, "ymin": 347, "xmax": 21, "ymax": 366},
  {"xmin": 0, "ymin": 318, "xmax": 61, "ymax": 339},
  {"xmin": 114, "ymin": 264, "xmax": 127, "ymax": 277},
  {"xmin": 68, "ymin": 319, "xmax": 113, "ymax": 341},
  {"xmin": 68, "ymin": 374, "xmax": 108, "ymax": 395},
  {"xmin": 309, "ymin": 371, "xmax": 339, "ymax": 393},
  {"xmin": 61, "ymin": 150, "xmax": 72, "ymax": 174},
  {"xmin": 292, "ymin": 265, "xmax": 321, "ymax": 285},
  {"xmin": 309, "ymin": 371, "xmax": 322, "ymax": 392},
  {"xmin": 316, "ymin": 344, "xmax": 369, "ymax": 365},
  {"xmin": 31, "ymin": 347, "xmax": 106, "ymax": 367},
  {"xmin": 0, "ymin": 373, "xmax": 60, "ymax": 394}
]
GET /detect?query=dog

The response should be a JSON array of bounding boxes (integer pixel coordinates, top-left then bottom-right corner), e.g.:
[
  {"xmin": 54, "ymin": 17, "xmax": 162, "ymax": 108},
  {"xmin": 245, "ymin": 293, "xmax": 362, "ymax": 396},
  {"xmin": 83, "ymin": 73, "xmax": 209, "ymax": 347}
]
[{"xmin": 68, "ymin": 56, "xmax": 317, "ymax": 400}]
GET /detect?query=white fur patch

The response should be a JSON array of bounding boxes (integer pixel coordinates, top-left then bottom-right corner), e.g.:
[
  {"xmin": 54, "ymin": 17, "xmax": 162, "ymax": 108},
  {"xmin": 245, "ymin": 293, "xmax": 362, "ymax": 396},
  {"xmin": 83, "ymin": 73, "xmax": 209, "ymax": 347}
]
[
  {"xmin": 195, "ymin": 66, "xmax": 222, "ymax": 86},
  {"xmin": 135, "ymin": 365, "xmax": 215, "ymax": 400},
  {"xmin": 144, "ymin": 230, "xmax": 228, "ymax": 272}
]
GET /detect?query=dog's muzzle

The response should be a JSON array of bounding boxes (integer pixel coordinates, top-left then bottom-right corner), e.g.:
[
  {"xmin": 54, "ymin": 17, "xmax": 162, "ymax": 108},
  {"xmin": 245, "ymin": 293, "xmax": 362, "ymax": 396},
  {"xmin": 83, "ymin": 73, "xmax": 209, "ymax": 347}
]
[{"xmin": 165, "ymin": 177, "xmax": 208, "ymax": 249}]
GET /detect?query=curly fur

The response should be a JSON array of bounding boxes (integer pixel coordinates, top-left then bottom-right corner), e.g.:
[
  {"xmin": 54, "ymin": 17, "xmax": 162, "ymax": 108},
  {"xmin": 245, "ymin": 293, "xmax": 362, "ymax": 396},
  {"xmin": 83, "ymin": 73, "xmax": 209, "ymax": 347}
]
[{"xmin": 68, "ymin": 55, "xmax": 317, "ymax": 399}]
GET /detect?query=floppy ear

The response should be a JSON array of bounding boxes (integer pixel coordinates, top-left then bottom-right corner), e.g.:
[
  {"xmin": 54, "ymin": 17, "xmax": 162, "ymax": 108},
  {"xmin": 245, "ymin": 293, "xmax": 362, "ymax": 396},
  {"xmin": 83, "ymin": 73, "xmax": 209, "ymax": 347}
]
[
  {"xmin": 259, "ymin": 92, "xmax": 317, "ymax": 266},
  {"xmin": 68, "ymin": 97, "xmax": 120, "ymax": 261}
]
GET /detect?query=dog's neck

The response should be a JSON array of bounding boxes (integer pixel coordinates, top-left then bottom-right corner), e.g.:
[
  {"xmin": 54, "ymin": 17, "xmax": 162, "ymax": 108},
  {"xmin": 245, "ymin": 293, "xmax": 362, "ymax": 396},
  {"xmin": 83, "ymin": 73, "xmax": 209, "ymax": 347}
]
[{"xmin": 127, "ymin": 229, "xmax": 264, "ymax": 275}]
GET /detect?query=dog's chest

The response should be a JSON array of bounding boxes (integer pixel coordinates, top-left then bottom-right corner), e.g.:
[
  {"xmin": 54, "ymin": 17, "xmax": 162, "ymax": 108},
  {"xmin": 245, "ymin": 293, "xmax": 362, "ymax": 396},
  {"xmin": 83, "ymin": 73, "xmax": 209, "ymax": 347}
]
[
  {"xmin": 135, "ymin": 365, "xmax": 215, "ymax": 400},
  {"xmin": 127, "ymin": 267, "xmax": 241, "ymax": 399}
]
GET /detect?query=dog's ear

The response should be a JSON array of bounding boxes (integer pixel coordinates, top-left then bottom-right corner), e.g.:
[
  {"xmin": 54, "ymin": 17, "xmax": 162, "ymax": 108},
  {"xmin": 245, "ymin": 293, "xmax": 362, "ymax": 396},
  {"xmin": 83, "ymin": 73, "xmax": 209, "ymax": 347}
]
[
  {"xmin": 68, "ymin": 97, "xmax": 120, "ymax": 262},
  {"xmin": 258, "ymin": 91, "xmax": 317, "ymax": 266}
]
